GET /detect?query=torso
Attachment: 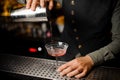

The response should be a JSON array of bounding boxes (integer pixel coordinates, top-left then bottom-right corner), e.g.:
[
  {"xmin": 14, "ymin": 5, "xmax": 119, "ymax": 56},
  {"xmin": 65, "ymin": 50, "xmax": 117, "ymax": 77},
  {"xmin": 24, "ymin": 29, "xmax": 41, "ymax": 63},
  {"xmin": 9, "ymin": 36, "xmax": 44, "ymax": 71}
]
[{"xmin": 59, "ymin": 0, "xmax": 118, "ymax": 61}]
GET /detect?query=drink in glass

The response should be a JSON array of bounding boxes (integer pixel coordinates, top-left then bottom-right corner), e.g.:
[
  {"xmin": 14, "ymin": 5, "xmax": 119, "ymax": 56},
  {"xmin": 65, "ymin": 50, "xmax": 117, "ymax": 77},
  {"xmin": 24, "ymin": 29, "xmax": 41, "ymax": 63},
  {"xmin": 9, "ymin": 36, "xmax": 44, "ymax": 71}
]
[{"xmin": 45, "ymin": 41, "xmax": 68, "ymax": 67}]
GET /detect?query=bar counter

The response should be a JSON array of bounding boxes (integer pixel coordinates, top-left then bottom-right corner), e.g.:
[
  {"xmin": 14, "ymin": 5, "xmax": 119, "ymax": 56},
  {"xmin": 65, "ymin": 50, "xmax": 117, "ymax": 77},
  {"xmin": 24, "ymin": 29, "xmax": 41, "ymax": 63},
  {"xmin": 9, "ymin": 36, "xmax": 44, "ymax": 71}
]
[{"xmin": 0, "ymin": 53, "xmax": 120, "ymax": 80}]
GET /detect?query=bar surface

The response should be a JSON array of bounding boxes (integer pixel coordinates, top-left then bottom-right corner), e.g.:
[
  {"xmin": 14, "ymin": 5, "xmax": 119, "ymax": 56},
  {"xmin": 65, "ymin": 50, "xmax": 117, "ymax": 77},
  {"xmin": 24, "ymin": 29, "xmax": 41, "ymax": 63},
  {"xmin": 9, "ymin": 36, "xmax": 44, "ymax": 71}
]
[{"xmin": 0, "ymin": 53, "xmax": 120, "ymax": 80}]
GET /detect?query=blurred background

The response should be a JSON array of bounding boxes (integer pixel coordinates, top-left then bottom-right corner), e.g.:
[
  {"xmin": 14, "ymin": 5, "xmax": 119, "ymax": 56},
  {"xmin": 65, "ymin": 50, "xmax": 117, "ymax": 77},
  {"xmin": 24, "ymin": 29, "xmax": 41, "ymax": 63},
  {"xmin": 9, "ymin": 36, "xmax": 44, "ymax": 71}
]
[{"xmin": 0, "ymin": 0, "xmax": 64, "ymax": 60}]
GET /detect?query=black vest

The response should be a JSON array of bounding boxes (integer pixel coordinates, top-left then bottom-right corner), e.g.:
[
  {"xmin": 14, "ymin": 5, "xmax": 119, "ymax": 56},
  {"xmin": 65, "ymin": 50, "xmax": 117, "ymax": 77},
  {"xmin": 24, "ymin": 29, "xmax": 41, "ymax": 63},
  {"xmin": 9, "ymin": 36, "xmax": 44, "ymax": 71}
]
[{"xmin": 59, "ymin": 0, "xmax": 118, "ymax": 61}]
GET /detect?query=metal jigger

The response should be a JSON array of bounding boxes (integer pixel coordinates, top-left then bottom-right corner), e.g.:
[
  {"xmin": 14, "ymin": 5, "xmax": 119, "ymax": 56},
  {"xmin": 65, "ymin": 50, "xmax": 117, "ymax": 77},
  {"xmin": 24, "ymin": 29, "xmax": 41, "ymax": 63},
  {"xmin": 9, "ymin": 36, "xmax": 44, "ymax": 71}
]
[
  {"xmin": 10, "ymin": 0, "xmax": 48, "ymax": 22},
  {"xmin": 10, "ymin": 6, "xmax": 48, "ymax": 22}
]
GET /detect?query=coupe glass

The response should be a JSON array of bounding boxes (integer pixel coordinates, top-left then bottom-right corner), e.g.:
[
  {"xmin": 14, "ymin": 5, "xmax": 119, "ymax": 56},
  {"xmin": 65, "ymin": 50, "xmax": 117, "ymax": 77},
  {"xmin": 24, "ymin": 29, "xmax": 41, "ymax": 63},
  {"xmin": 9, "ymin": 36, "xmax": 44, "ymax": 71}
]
[{"xmin": 45, "ymin": 41, "xmax": 68, "ymax": 67}]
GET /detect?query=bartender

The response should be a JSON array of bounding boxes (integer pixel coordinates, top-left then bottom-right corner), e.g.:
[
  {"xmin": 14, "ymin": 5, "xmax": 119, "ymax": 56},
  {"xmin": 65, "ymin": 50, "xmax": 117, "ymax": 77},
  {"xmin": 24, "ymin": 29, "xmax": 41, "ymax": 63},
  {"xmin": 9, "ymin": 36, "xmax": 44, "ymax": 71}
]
[{"xmin": 18, "ymin": 0, "xmax": 120, "ymax": 79}]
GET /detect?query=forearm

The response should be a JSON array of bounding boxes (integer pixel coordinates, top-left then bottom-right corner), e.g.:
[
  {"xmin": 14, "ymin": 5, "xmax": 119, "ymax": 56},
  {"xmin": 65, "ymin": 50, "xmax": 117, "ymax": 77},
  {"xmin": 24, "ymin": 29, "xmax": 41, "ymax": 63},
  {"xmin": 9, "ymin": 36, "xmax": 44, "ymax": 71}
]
[
  {"xmin": 88, "ymin": 0, "xmax": 120, "ymax": 66},
  {"xmin": 88, "ymin": 40, "xmax": 120, "ymax": 65}
]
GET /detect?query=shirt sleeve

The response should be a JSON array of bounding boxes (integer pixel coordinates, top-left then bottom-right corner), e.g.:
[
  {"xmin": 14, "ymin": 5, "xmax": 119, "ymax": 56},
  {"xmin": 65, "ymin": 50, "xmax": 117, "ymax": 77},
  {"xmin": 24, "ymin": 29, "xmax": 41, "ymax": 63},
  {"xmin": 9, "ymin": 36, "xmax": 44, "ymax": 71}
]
[{"xmin": 88, "ymin": 0, "xmax": 120, "ymax": 66}]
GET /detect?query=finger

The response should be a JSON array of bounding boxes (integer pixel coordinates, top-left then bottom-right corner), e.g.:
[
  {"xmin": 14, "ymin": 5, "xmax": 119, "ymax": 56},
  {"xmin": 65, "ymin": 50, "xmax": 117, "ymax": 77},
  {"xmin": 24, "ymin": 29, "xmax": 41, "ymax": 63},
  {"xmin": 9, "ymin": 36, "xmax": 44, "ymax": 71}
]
[
  {"xmin": 57, "ymin": 59, "xmax": 75, "ymax": 72},
  {"xmin": 67, "ymin": 68, "xmax": 83, "ymax": 77},
  {"xmin": 57, "ymin": 64, "xmax": 68, "ymax": 72},
  {"xmin": 48, "ymin": 0, "xmax": 53, "ymax": 10},
  {"xmin": 59, "ymin": 66, "xmax": 75, "ymax": 76},
  {"xmin": 75, "ymin": 69, "xmax": 87, "ymax": 79},
  {"xmin": 40, "ymin": 0, "xmax": 45, "ymax": 8},
  {"xmin": 57, "ymin": 62, "xmax": 72, "ymax": 72},
  {"xmin": 26, "ymin": 0, "xmax": 32, "ymax": 9},
  {"xmin": 31, "ymin": 0, "xmax": 38, "ymax": 11}
]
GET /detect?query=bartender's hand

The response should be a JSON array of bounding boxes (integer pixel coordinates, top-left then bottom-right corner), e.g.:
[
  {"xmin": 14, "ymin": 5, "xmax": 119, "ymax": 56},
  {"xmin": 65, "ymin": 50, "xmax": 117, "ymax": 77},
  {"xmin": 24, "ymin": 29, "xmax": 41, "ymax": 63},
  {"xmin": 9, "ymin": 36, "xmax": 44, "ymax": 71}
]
[
  {"xmin": 26, "ymin": 0, "xmax": 54, "ymax": 11},
  {"xmin": 57, "ymin": 55, "xmax": 94, "ymax": 79}
]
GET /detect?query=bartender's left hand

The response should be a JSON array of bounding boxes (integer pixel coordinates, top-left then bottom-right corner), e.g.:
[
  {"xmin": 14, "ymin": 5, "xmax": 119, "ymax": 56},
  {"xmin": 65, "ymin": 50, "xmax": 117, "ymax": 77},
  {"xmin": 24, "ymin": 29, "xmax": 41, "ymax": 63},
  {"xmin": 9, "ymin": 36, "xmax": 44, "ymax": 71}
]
[{"xmin": 57, "ymin": 55, "xmax": 94, "ymax": 79}]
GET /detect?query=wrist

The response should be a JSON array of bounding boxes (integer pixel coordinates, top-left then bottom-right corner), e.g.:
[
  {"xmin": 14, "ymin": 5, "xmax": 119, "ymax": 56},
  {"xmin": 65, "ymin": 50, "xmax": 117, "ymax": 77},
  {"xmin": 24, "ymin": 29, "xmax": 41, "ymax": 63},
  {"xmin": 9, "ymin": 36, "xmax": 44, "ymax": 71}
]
[{"xmin": 85, "ymin": 55, "xmax": 94, "ymax": 66}]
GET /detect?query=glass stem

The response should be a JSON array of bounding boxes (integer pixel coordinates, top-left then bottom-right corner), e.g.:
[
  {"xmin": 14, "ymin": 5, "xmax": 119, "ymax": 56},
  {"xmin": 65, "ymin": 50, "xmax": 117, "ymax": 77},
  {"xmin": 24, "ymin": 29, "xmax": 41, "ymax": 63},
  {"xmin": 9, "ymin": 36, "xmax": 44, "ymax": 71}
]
[
  {"xmin": 56, "ymin": 57, "xmax": 58, "ymax": 67},
  {"xmin": 49, "ymin": 20, "xmax": 53, "ymax": 42}
]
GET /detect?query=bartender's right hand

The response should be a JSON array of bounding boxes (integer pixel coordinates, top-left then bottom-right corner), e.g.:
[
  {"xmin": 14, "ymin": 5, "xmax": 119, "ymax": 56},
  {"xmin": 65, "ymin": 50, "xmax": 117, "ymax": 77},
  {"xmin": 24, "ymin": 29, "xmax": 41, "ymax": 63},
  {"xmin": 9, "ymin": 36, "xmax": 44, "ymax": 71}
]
[{"xmin": 26, "ymin": 0, "xmax": 54, "ymax": 11}]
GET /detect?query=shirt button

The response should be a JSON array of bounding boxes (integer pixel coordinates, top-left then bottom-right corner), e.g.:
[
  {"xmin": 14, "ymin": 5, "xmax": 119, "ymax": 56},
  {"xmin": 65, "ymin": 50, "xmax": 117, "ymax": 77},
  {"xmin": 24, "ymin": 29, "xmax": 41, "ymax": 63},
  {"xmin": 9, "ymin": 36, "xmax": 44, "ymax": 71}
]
[
  {"xmin": 78, "ymin": 45, "xmax": 82, "ymax": 49},
  {"xmin": 76, "ymin": 37, "xmax": 79, "ymax": 40},
  {"xmin": 71, "ymin": 10, "xmax": 75, "ymax": 15},
  {"xmin": 71, "ymin": 0, "xmax": 75, "ymax": 5},
  {"xmin": 72, "ymin": 20, "xmax": 75, "ymax": 23},
  {"xmin": 73, "ymin": 28, "xmax": 77, "ymax": 32}
]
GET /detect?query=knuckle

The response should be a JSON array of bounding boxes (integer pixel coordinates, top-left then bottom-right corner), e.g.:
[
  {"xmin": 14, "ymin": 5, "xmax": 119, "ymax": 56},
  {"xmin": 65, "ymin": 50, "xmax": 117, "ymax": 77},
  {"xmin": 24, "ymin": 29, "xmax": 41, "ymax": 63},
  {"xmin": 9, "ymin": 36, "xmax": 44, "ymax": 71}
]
[
  {"xmin": 82, "ymin": 72, "xmax": 86, "ymax": 76},
  {"xmin": 69, "ymin": 66, "xmax": 74, "ymax": 70},
  {"xmin": 76, "ymin": 69, "xmax": 81, "ymax": 73}
]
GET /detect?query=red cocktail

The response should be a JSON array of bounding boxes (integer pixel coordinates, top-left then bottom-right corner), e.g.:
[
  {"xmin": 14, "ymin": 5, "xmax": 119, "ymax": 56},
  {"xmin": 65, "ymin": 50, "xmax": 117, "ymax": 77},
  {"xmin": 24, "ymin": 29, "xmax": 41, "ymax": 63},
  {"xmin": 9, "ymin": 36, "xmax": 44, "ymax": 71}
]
[{"xmin": 45, "ymin": 41, "xmax": 68, "ymax": 67}]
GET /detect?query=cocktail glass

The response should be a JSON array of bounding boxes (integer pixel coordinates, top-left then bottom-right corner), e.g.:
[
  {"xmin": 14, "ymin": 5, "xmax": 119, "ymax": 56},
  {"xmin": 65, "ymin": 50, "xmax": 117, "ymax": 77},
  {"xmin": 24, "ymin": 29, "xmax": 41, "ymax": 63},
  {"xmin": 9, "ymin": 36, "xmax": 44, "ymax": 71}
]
[{"xmin": 45, "ymin": 41, "xmax": 68, "ymax": 67}]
